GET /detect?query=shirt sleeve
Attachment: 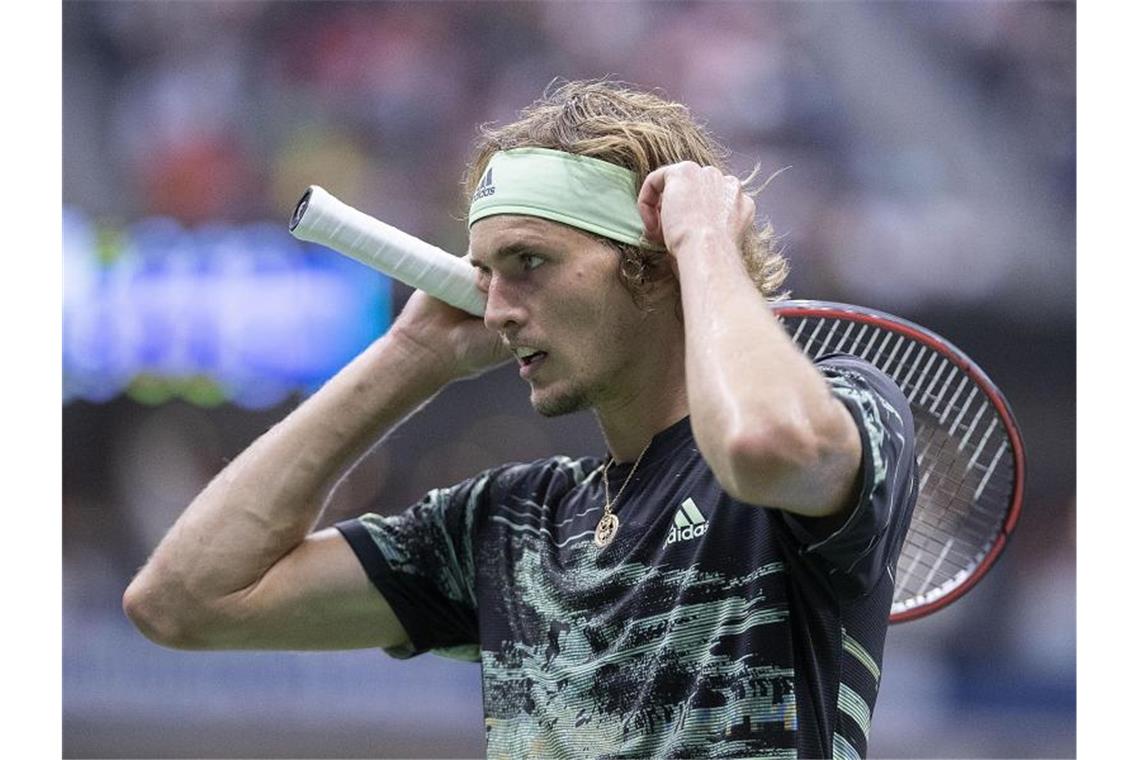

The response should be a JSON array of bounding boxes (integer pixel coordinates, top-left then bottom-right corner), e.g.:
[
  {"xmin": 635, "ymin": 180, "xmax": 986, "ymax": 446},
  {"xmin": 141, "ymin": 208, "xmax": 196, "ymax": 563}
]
[
  {"xmin": 780, "ymin": 353, "xmax": 918, "ymax": 600},
  {"xmin": 335, "ymin": 467, "xmax": 504, "ymax": 661}
]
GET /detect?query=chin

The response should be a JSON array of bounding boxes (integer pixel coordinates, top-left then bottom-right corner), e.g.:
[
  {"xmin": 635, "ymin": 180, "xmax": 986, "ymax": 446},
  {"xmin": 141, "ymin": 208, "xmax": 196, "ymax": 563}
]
[{"xmin": 531, "ymin": 385, "xmax": 591, "ymax": 418}]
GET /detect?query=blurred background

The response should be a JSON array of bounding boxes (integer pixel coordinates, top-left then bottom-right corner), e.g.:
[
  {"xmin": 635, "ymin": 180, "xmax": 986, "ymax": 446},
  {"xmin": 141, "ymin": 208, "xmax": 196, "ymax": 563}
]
[{"xmin": 62, "ymin": 1, "xmax": 1075, "ymax": 757}]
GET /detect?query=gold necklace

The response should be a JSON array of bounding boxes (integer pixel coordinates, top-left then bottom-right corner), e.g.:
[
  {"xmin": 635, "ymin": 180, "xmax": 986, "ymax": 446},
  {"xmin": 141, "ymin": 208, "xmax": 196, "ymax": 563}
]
[{"xmin": 594, "ymin": 444, "xmax": 650, "ymax": 548}]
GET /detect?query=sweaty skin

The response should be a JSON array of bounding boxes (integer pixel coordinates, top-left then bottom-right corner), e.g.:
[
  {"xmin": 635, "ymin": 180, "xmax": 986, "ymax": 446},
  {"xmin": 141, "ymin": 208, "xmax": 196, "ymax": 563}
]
[
  {"xmin": 123, "ymin": 163, "xmax": 860, "ymax": 654},
  {"xmin": 639, "ymin": 162, "xmax": 861, "ymax": 515}
]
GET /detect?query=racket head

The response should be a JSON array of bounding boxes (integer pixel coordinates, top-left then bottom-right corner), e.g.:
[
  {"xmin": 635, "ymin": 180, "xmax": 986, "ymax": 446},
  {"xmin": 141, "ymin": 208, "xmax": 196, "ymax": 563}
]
[{"xmin": 773, "ymin": 300, "xmax": 1026, "ymax": 623}]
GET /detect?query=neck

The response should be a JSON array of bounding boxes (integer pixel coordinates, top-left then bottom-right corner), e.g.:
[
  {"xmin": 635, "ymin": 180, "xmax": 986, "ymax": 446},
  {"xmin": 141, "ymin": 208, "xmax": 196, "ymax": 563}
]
[
  {"xmin": 597, "ymin": 406, "xmax": 689, "ymax": 464},
  {"xmin": 594, "ymin": 356, "xmax": 689, "ymax": 463}
]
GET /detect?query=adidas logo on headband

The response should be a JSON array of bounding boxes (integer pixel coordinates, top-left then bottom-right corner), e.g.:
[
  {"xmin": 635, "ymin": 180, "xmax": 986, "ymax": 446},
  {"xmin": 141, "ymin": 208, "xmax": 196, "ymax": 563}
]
[
  {"xmin": 466, "ymin": 148, "xmax": 665, "ymax": 251},
  {"xmin": 472, "ymin": 168, "xmax": 496, "ymax": 201}
]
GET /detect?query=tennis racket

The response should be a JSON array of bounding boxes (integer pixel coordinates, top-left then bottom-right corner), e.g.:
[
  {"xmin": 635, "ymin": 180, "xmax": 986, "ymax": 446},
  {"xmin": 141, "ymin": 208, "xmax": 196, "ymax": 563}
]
[
  {"xmin": 290, "ymin": 185, "xmax": 1025, "ymax": 623},
  {"xmin": 773, "ymin": 302, "xmax": 1024, "ymax": 622}
]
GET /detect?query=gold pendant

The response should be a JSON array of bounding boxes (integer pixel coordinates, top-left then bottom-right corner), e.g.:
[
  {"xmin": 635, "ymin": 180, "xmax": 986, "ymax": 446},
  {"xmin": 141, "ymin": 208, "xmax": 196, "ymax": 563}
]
[{"xmin": 594, "ymin": 513, "xmax": 620, "ymax": 548}]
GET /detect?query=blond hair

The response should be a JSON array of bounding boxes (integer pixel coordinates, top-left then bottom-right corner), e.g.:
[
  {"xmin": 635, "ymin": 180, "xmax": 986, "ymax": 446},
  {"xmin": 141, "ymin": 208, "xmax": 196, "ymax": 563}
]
[{"xmin": 462, "ymin": 79, "xmax": 788, "ymax": 305}]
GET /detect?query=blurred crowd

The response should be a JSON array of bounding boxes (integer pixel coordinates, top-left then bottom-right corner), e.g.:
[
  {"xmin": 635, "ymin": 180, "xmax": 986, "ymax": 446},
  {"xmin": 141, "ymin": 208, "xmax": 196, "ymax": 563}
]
[
  {"xmin": 64, "ymin": 1, "xmax": 1074, "ymax": 316},
  {"xmin": 62, "ymin": 2, "xmax": 1075, "ymax": 758}
]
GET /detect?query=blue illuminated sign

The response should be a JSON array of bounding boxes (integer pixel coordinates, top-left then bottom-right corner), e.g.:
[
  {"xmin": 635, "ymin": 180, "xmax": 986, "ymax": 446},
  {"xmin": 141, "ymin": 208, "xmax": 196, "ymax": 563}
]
[{"xmin": 63, "ymin": 208, "xmax": 391, "ymax": 408}]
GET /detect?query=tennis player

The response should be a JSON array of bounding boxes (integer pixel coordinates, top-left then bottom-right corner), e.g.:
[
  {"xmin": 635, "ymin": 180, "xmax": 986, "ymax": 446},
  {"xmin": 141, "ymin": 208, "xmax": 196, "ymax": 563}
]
[{"xmin": 124, "ymin": 80, "xmax": 917, "ymax": 758}]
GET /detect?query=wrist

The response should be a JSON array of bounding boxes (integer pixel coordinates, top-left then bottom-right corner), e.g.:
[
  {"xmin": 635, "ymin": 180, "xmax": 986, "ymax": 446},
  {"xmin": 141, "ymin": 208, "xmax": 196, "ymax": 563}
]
[
  {"xmin": 380, "ymin": 326, "xmax": 464, "ymax": 388},
  {"xmin": 671, "ymin": 228, "xmax": 745, "ymax": 273}
]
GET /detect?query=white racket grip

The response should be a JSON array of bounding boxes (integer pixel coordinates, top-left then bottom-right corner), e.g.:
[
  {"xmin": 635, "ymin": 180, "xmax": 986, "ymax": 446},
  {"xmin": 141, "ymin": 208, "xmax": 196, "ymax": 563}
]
[{"xmin": 289, "ymin": 185, "xmax": 487, "ymax": 317}]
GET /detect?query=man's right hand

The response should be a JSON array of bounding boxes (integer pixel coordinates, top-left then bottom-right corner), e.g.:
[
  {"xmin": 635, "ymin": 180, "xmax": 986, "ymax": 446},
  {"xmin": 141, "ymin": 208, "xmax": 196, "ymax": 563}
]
[{"xmin": 387, "ymin": 288, "xmax": 511, "ymax": 383}]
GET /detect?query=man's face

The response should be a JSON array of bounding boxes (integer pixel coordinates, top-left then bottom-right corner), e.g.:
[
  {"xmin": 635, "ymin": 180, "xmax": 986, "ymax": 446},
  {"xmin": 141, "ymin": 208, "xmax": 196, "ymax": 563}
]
[{"xmin": 468, "ymin": 215, "xmax": 652, "ymax": 417}]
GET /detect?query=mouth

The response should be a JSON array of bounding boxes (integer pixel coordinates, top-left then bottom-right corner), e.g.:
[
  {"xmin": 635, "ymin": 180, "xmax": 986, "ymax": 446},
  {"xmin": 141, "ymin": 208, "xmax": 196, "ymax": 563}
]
[{"xmin": 511, "ymin": 345, "xmax": 549, "ymax": 377}]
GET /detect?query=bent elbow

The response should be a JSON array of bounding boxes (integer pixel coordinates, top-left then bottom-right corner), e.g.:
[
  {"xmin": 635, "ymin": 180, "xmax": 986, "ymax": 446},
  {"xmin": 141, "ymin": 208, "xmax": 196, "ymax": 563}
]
[
  {"xmin": 719, "ymin": 413, "xmax": 858, "ymax": 517},
  {"xmin": 122, "ymin": 577, "xmax": 218, "ymax": 651},
  {"xmin": 720, "ymin": 424, "xmax": 817, "ymax": 500}
]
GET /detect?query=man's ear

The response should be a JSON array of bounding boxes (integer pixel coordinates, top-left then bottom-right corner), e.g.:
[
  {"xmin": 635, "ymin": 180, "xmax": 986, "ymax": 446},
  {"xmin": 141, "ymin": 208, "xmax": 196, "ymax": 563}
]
[
  {"xmin": 643, "ymin": 270, "xmax": 680, "ymax": 310},
  {"xmin": 636, "ymin": 251, "xmax": 680, "ymax": 311}
]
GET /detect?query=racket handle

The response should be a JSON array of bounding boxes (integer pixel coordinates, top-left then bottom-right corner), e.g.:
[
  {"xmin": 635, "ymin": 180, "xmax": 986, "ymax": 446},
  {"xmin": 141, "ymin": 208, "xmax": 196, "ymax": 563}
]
[{"xmin": 289, "ymin": 185, "xmax": 487, "ymax": 317}]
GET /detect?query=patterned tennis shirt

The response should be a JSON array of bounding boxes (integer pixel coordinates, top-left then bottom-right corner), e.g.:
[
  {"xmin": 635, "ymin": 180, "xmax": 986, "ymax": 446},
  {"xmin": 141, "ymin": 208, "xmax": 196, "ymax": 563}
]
[{"xmin": 336, "ymin": 354, "xmax": 917, "ymax": 758}]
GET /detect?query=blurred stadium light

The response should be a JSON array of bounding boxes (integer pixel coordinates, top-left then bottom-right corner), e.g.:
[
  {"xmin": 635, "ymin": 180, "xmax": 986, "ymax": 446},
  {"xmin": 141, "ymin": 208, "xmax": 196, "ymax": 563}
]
[{"xmin": 63, "ymin": 207, "xmax": 390, "ymax": 408}]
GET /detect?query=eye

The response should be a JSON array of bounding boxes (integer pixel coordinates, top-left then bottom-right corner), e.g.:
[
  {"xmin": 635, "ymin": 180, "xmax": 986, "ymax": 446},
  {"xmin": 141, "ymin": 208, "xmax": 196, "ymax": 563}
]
[{"xmin": 521, "ymin": 253, "xmax": 544, "ymax": 271}]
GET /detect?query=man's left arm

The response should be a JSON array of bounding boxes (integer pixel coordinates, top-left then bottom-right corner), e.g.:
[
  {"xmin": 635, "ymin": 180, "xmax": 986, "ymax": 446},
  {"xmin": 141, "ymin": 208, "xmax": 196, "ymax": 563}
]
[{"xmin": 638, "ymin": 162, "xmax": 862, "ymax": 519}]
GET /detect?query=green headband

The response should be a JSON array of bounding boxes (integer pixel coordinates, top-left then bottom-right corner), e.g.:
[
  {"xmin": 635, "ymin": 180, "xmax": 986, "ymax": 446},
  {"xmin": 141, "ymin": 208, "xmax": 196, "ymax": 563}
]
[{"xmin": 467, "ymin": 147, "xmax": 664, "ymax": 250}]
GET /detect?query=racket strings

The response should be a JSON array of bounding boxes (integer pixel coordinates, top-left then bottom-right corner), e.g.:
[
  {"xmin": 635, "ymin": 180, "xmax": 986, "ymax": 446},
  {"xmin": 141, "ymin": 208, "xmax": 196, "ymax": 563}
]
[
  {"xmin": 890, "ymin": 379, "xmax": 1013, "ymax": 603},
  {"xmin": 782, "ymin": 314, "xmax": 1017, "ymax": 615}
]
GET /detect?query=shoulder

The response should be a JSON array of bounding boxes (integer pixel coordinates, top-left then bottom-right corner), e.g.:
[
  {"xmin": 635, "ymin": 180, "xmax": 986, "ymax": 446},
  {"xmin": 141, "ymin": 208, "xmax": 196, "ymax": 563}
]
[
  {"xmin": 399, "ymin": 455, "xmax": 601, "ymax": 525},
  {"xmin": 491, "ymin": 454, "xmax": 604, "ymax": 496},
  {"xmin": 814, "ymin": 353, "xmax": 913, "ymax": 435},
  {"xmin": 815, "ymin": 353, "xmax": 904, "ymax": 396}
]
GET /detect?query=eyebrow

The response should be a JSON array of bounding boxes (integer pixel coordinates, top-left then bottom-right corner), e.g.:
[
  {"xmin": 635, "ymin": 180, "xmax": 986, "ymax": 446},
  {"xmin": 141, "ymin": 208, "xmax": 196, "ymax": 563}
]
[{"xmin": 470, "ymin": 241, "xmax": 546, "ymax": 268}]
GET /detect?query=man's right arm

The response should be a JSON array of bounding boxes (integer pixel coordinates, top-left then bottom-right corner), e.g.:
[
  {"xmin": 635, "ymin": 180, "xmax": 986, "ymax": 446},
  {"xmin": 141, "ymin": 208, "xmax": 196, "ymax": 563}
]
[{"xmin": 122, "ymin": 289, "xmax": 505, "ymax": 651}]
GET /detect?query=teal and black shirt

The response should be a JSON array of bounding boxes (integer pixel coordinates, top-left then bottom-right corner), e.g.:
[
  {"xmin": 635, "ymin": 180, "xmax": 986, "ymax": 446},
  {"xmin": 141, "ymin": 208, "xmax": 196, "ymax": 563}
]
[{"xmin": 337, "ymin": 354, "xmax": 917, "ymax": 759}]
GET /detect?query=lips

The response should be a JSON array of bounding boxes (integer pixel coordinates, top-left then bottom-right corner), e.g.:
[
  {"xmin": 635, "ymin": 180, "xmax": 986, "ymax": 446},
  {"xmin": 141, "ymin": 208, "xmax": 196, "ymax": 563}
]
[
  {"xmin": 510, "ymin": 344, "xmax": 548, "ymax": 378},
  {"xmin": 511, "ymin": 345, "xmax": 546, "ymax": 365}
]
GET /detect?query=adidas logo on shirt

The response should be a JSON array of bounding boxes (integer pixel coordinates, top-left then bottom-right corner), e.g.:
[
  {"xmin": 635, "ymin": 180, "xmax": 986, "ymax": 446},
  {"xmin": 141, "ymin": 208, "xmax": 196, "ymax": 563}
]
[
  {"xmin": 665, "ymin": 498, "xmax": 708, "ymax": 546},
  {"xmin": 472, "ymin": 167, "xmax": 495, "ymax": 201}
]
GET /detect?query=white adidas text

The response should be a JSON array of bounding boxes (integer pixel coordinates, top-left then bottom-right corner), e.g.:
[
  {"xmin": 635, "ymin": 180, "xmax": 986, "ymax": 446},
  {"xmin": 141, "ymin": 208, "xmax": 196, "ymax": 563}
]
[{"xmin": 665, "ymin": 522, "xmax": 708, "ymax": 545}]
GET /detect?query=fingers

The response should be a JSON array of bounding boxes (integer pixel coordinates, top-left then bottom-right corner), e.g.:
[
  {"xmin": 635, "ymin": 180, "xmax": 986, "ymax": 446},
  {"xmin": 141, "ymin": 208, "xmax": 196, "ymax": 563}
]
[
  {"xmin": 637, "ymin": 162, "xmax": 752, "ymax": 250},
  {"xmin": 636, "ymin": 165, "xmax": 670, "ymax": 245},
  {"xmin": 638, "ymin": 162, "xmax": 706, "ymax": 246}
]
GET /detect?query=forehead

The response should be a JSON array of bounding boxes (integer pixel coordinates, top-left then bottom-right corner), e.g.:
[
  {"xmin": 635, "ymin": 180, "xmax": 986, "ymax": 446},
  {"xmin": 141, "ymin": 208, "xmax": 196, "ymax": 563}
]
[{"xmin": 468, "ymin": 215, "xmax": 599, "ymax": 258}]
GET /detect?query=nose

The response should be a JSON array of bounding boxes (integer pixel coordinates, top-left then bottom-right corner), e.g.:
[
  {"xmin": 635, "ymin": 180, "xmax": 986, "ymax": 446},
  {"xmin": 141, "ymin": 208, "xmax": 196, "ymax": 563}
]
[{"xmin": 482, "ymin": 273, "xmax": 528, "ymax": 335}]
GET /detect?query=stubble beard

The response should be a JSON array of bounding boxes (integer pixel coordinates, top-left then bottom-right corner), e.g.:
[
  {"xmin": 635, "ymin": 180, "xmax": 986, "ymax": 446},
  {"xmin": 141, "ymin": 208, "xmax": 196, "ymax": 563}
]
[{"xmin": 531, "ymin": 382, "xmax": 592, "ymax": 418}]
